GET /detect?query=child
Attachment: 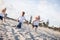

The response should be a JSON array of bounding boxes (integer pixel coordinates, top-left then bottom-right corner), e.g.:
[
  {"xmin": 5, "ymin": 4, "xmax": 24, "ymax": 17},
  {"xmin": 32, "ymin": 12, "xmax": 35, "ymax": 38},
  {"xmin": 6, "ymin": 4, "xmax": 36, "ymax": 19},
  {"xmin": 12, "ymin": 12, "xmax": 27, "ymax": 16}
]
[
  {"xmin": 17, "ymin": 11, "xmax": 27, "ymax": 29},
  {"xmin": 32, "ymin": 16, "xmax": 43, "ymax": 32},
  {"xmin": 0, "ymin": 8, "xmax": 7, "ymax": 24}
]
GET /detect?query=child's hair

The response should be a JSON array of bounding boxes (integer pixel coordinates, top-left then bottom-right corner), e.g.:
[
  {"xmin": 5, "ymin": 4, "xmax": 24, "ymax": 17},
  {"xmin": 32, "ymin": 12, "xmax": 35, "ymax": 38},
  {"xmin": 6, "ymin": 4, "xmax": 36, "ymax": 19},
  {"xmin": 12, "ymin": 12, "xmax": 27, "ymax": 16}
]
[
  {"xmin": 35, "ymin": 16, "xmax": 38, "ymax": 19},
  {"xmin": 22, "ymin": 11, "xmax": 25, "ymax": 15},
  {"xmin": 21, "ymin": 11, "xmax": 25, "ymax": 16},
  {"xmin": 34, "ymin": 16, "xmax": 38, "ymax": 20},
  {"xmin": 2, "ymin": 8, "xmax": 6, "ymax": 12},
  {"xmin": 37, "ymin": 16, "xmax": 40, "ymax": 20},
  {"xmin": 35, "ymin": 16, "xmax": 40, "ymax": 20}
]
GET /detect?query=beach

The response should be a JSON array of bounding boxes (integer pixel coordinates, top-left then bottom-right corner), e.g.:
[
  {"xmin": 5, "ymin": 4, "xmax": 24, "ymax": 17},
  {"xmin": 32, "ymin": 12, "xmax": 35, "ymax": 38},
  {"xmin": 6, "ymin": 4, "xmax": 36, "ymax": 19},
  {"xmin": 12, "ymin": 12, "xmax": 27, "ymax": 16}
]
[{"xmin": 0, "ymin": 18, "xmax": 60, "ymax": 40}]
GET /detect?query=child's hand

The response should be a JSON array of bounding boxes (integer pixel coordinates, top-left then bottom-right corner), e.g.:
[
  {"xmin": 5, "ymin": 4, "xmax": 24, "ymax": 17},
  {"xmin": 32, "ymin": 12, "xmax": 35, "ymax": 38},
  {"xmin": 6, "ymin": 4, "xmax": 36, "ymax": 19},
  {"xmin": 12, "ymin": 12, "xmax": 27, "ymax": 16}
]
[
  {"xmin": 40, "ymin": 20, "xmax": 43, "ymax": 22},
  {"xmin": 26, "ymin": 20, "xmax": 28, "ymax": 23},
  {"xmin": 26, "ymin": 20, "xmax": 29, "ymax": 25},
  {"xmin": 16, "ymin": 19, "xmax": 19, "ymax": 22},
  {"xmin": 41, "ymin": 20, "xmax": 43, "ymax": 21}
]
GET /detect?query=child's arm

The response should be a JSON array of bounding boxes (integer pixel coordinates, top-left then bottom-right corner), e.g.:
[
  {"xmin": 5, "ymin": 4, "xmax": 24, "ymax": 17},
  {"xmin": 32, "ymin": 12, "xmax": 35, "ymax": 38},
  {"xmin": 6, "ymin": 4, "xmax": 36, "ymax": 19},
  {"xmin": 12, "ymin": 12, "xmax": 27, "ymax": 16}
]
[
  {"xmin": 16, "ymin": 16, "xmax": 21, "ymax": 22},
  {"xmin": 32, "ymin": 20, "xmax": 35, "ymax": 24},
  {"xmin": 25, "ymin": 19, "xmax": 28, "ymax": 23},
  {"xmin": 16, "ymin": 17, "xmax": 19, "ymax": 22},
  {"xmin": 39, "ymin": 20, "xmax": 43, "ymax": 22},
  {"xmin": 24, "ymin": 17, "xmax": 28, "ymax": 22},
  {"xmin": 16, "ymin": 19, "xmax": 19, "ymax": 22},
  {"xmin": 25, "ymin": 19, "xmax": 27, "ymax": 22}
]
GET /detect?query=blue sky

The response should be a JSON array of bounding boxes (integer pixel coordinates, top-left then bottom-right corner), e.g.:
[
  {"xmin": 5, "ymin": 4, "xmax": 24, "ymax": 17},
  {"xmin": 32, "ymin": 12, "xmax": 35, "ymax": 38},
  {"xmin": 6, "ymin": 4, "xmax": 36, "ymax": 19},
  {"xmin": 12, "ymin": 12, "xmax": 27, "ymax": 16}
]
[{"xmin": 0, "ymin": 0, "xmax": 60, "ymax": 27}]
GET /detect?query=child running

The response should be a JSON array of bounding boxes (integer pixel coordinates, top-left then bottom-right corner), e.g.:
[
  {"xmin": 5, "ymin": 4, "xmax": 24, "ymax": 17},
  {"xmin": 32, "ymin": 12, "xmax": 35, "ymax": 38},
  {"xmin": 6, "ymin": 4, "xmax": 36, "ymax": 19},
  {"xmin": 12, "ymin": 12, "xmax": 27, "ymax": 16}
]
[
  {"xmin": 32, "ymin": 16, "xmax": 43, "ymax": 32},
  {"xmin": 0, "ymin": 8, "xmax": 7, "ymax": 24},
  {"xmin": 17, "ymin": 11, "xmax": 27, "ymax": 29}
]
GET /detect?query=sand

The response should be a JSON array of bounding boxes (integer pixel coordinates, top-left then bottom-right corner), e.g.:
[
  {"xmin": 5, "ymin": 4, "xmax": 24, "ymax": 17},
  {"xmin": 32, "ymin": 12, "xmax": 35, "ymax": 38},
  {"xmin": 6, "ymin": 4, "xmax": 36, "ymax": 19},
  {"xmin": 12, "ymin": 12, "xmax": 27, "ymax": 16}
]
[{"xmin": 0, "ymin": 19, "xmax": 60, "ymax": 40}]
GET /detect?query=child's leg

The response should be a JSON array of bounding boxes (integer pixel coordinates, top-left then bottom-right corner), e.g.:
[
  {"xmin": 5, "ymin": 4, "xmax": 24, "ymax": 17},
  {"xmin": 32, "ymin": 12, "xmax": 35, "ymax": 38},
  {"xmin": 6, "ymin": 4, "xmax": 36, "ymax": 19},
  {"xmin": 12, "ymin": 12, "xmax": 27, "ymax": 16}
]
[
  {"xmin": 35, "ymin": 27, "xmax": 37, "ymax": 32},
  {"xmin": 35, "ymin": 25, "xmax": 38, "ymax": 32},
  {"xmin": 32, "ymin": 25, "xmax": 34, "ymax": 28},
  {"xmin": 2, "ymin": 18, "xmax": 5, "ymax": 23}
]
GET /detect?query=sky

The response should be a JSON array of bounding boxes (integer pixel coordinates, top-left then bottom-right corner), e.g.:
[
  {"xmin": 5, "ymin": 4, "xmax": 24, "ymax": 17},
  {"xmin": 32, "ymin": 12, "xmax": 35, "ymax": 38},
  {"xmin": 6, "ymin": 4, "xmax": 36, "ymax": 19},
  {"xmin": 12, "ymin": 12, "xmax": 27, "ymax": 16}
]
[{"xmin": 0, "ymin": 0, "xmax": 60, "ymax": 27}]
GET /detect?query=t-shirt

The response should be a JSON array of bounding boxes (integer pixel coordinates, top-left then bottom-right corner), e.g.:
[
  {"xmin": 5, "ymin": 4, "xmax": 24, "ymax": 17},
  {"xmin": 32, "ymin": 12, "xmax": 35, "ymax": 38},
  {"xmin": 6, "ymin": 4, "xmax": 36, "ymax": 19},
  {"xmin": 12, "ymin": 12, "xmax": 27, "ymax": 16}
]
[
  {"xmin": 0, "ymin": 13, "xmax": 4, "ymax": 17},
  {"xmin": 33, "ymin": 20, "xmax": 40, "ymax": 26},
  {"xmin": 18, "ymin": 16, "xmax": 26, "ymax": 23}
]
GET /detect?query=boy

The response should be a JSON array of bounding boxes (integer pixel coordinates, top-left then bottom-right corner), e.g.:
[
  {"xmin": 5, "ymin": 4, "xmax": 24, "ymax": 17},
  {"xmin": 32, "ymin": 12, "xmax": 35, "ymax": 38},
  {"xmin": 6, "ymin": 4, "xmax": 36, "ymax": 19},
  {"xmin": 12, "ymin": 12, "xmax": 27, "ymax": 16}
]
[{"xmin": 17, "ymin": 11, "xmax": 27, "ymax": 29}]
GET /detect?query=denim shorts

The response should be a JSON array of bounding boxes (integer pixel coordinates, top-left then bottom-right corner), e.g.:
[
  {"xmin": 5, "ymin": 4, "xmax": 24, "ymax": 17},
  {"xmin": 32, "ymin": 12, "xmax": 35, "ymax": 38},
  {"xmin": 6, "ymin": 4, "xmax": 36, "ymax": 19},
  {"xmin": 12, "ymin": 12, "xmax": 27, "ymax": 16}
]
[
  {"xmin": 17, "ymin": 22, "xmax": 22, "ymax": 28},
  {"xmin": 0, "ymin": 16, "xmax": 3, "ymax": 20},
  {"xmin": 32, "ymin": 25, "xmax": 38, "ymax": 28}
]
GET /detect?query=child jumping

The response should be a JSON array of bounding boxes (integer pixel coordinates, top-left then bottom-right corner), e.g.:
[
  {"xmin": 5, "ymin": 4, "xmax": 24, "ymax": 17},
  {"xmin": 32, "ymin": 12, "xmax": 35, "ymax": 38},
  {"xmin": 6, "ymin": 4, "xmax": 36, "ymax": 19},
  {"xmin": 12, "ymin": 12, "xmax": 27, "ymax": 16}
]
[{"xmin": 17, "ymin": 11, "xmax": 27, "ymax": 29}]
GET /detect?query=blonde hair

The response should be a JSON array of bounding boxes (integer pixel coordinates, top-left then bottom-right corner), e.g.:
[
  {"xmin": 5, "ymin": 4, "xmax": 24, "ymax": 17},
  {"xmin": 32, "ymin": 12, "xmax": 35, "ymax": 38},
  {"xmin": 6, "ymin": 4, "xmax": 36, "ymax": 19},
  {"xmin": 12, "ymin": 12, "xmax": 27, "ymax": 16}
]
[
  {"xmin": 35, "ymin": 16, "xmax": 40, "ymax": 20},
  {"xmin": 2, "ymin": 8, "xmax": 6, "ymax": 12}
]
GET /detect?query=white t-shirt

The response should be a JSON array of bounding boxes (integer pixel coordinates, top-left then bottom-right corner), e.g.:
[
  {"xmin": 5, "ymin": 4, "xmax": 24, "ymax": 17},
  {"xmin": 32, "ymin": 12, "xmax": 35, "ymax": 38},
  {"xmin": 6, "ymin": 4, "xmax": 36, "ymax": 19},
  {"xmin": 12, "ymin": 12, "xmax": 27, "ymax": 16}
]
[
  {"xmin": 0, "ymin": 13, "xmax": 4, "ymax": 17},
  {"xmin": 33, "ymin": 20, "xmax": 40, "ymax": 25},
  {"xmin": 18, "ymin": 16, "xmax": 26, "ymax": 23}
]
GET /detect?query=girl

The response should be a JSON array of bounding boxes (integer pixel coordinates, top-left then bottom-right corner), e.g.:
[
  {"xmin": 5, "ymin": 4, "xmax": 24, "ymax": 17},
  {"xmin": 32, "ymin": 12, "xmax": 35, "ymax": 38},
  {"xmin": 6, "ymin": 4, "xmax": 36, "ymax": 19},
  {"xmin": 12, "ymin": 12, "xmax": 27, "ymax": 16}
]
[
  {"xmin": 32, "ymin": 16, "xmax": 43, "ymax": 32},
  {"xmin": 0, "ymin": 8, "xmax": 7, "ymax": 24}
]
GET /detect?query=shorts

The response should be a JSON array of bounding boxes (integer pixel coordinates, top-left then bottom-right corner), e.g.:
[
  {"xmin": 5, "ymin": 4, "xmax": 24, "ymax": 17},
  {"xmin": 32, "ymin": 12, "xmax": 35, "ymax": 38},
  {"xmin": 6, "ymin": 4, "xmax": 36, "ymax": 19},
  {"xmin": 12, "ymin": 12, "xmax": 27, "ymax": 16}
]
[
  {"xmin": 0, "ymin": 16, "xmax": 3, "ymax": 20},
  {"xmin": 17, "ymin": 22, "xmax": 22, "ymax": 28},
  {"xmin": 32, "ymin": 25, "xmax": 38, "ymax": 28}
]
